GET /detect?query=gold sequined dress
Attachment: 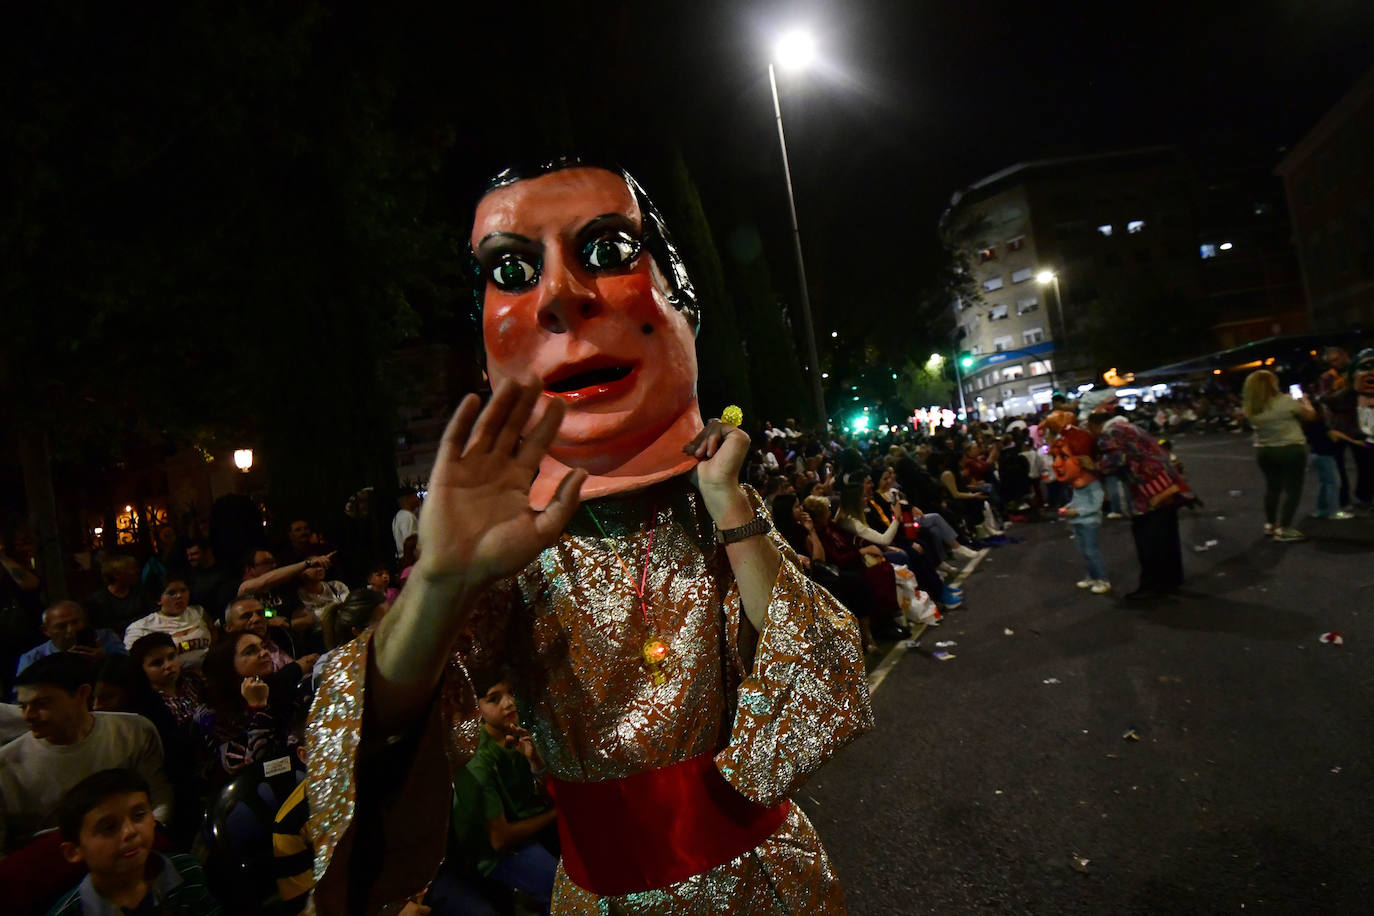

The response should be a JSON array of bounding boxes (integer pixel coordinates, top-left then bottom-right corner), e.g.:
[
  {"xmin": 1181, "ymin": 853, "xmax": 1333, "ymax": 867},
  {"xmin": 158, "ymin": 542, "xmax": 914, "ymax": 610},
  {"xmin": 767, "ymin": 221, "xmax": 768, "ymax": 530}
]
[{"xmin": 306, "ymin": 479, "xmax": 873, "ymax": 915}]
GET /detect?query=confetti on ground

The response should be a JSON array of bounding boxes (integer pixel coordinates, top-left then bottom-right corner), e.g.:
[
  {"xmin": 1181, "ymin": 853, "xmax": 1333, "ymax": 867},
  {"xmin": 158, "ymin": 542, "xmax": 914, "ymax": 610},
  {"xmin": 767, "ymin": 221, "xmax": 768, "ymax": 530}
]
[
  {"xmin": 1330, "ymin": 766, "xmax": 1342, "ymax": 774},
  {"xmin": 932, "ymin": 650, "xmax": 956, "ymax": 661},
  {"xmin": 934, "ymin": 640, "xmax": 957, "ymax": 647},
  {"xmin": 1070, "ymin": 854, "xmax": 1091, "ymax": 873},
  {"xmin": 1122, "ymin": 728, "xmax": 1141, "ymax": 741},
  {"xmin": 1320, "ymin": 632, "xmax": 1345, "ymax": 646},
  {"xmin": 1003, "ymin": 628, "xmax": 1015, "ymax": 635},
  {"xmin": 1043, "ymin": 677, "xmax": 1061, "ymax": 684}
]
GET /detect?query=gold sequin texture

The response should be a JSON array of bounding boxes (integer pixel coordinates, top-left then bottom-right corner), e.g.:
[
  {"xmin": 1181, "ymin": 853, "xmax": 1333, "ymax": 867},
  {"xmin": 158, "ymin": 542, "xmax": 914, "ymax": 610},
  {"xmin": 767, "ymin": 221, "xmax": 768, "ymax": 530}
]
[{"xmin": 304, "ymin": 480, "xmax": 873, "ymax": 914}]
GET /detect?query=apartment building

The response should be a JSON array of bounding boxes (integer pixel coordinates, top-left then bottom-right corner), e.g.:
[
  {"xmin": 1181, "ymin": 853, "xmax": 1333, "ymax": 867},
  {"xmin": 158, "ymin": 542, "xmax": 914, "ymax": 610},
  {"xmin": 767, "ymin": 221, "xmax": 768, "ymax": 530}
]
[{"xmin": 944, "ymin": 147, "xmax": 1202, "ymax": 416}]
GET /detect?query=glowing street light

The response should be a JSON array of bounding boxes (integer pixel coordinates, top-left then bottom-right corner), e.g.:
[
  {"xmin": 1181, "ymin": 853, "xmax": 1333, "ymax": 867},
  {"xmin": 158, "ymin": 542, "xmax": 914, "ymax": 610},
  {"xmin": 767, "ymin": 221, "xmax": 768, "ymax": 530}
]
[
  {"xmin": 774, "ymin": 30, "xmax": 817, "ymax": 71},
  {"xmin": 234, "ymin": 449, "xmax": 254, "ymax": 471},
  {"xmin": 768, "ymin": 28, "xmax": 827, "ymax": 427},
  {"xmin": 1219, "ymin": 241, "xmax": 1234, "ymax": 251},
  {"xmin": 1035, "ymin": 269, "xmax": 1057, "ymax": 285}
]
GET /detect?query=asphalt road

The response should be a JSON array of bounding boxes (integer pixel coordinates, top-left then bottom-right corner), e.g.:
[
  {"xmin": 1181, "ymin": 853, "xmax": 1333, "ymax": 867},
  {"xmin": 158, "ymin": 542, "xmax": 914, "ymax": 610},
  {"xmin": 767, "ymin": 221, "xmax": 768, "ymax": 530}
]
[{"xmin": 800, "ymin": 433, "xmax": 1374, "ymax": 915}]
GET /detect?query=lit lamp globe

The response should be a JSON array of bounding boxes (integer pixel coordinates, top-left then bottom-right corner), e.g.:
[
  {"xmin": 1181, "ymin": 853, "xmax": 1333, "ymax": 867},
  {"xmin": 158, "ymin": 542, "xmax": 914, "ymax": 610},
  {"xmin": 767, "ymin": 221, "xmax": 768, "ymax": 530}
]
[
  {"xmin": 774, "ymin": 29, "xmax": 816, "ymax": 71},
  {"xmin": 1035, "ymin": 270, "xmax": 1057, "ymax": 285},
  {"xmin": 233, "ymin": 449, "xmax": 254, "ymax": 472}
]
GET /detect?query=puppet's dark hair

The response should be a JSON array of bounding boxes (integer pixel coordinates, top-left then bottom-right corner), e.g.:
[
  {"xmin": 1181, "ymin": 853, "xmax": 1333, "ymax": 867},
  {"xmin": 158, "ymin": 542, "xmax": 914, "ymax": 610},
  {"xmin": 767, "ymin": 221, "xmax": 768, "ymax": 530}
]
[{"xmin": 464, "ymin": 156, "xmax": 699, "ymax": 334}]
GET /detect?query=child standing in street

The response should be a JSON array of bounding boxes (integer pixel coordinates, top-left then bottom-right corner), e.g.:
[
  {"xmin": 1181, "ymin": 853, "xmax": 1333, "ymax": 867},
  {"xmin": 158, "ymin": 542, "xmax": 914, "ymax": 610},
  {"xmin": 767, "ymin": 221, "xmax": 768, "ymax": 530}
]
[
  {"xmin": 1062, "ymin": 478, "xmax": 1111, "ymax": 594},
  {"xmin": 1045, "ymin": 412, "xmax": 1112, "ymax": 594}
]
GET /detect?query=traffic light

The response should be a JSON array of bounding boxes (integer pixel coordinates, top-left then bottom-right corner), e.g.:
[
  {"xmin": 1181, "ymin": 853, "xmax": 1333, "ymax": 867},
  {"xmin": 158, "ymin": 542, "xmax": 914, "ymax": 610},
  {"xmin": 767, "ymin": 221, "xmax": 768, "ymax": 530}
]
[{"xmin": 959, "ymin": 353, "xmax": 974, "ymax": 369}]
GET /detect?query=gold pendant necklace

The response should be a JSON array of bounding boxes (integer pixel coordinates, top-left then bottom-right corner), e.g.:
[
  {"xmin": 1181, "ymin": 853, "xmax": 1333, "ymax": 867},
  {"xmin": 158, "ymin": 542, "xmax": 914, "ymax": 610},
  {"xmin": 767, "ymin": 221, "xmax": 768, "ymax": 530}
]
[{"xmin": 584, "ymin": 503, "xmax": 671, "ymax": 686}]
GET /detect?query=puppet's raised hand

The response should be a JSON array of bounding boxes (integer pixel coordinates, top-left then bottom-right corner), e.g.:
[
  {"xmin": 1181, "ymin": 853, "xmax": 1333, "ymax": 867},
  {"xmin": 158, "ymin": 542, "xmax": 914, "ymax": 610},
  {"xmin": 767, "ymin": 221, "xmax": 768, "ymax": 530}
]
[
  {"xmin": 685, "ymin": 419, "xmax": 753, "ymax": 526},
  {"xmin": 413, "ymin": 379, "xmax": 587, "ymax": 590}
]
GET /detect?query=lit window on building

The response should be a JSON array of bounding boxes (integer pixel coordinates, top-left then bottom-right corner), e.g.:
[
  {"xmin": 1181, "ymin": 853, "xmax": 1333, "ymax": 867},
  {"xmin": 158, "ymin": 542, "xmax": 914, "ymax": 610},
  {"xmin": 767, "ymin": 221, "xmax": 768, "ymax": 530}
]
[
  {"xmin": 1127, "ymin": 220, "xmax": 1145, "ymax": 233},
  {"xmin": 978, "ymin": 247, "xmax": 997, "ymax": 263},
  {"xmin": 1097, "ymin": 224, "xmax": 1113, "ymax": 237},
  {"xmin": 1200, "ymin": 243, "xmax": 1217, "ymax": 259},
  {"xmin": 1016, "ymin": 297, "xmax": 1039, "ymax": 315},
  {"xmin": 1007, "ymin": 236, "xmax": 1025, "ymax": 251},
  {"xmin": 1010, "ymin": 267, "xmax": 1034, "ymax": 283},
  {"xmin": 989, "ymin": 305, "xmax": 1009, "ymax": 321},
  {"xmin": 1002, "ymin": 364, "xmax": 1025, "ymax": 380},
  {"xmin": 993, "ymin": 335, "xmax": 1014, "ymax": 352},
  {"xmin": 1029, "ymin": 359, "xmax": 1054, "ymax": 376},
  {"xmin": 1023, "ymin": 328, "xmax": 1044, "ymax": 345},
  {"xmin": 983, "ymin": 276, "xmax": 1004, "ymax": 292}
]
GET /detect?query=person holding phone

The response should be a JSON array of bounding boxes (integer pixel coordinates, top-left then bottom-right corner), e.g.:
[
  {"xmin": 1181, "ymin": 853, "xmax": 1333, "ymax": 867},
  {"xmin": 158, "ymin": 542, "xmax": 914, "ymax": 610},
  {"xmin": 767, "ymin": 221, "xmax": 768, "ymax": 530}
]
[
  {"xmin": 13, "ymin": 600, "xmax": 126, "ymax": 679},
  {"xmin": 1242, "ymin": 370, "xmax": 1317, "ymax": 541}
]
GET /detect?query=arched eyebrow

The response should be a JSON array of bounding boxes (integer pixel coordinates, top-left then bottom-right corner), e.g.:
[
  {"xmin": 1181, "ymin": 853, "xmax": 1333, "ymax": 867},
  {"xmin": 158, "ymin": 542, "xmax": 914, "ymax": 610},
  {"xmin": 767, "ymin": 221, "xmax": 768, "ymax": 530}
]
[
  {"xmin": 478, "ymin": 231, "xmax": 535, "ymax": 249},
  {"xmin": 576, "ymin": 213, "xmax": 639, "ymax": 240}
]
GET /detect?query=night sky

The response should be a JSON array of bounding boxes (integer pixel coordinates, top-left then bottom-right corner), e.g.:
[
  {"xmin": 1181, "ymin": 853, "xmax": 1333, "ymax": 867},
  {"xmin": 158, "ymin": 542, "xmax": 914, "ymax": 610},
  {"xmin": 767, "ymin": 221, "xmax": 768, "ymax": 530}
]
[{"xmin": 609, "ymin": 0, "xmax": 1374, "ymax": 339}]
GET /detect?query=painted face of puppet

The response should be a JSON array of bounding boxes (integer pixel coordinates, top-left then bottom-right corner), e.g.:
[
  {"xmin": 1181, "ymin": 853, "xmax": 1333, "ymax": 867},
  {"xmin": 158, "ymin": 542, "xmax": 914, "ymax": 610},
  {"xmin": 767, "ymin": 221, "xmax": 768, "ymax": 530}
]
[
  {"xmin": 472, "ymin": 167, "xmax": 703, "ymax": 506},
  {"xmin": 1353, "ymin": 348, "xmax": 1374, "ymax": 404}
]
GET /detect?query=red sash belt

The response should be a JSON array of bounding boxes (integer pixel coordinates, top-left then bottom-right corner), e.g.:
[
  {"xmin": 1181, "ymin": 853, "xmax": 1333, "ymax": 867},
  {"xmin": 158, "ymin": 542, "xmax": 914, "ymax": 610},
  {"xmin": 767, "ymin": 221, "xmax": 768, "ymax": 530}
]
[{"xmin": 547, "ymin": 753, "xmax": 790, "ymax": 896}]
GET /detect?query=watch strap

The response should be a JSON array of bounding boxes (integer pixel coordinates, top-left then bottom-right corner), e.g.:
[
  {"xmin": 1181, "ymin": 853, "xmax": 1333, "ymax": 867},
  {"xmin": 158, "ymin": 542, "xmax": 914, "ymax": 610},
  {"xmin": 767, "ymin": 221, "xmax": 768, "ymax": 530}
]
[{"xmin": 715, "ymin": 513, "xmax": 771, "ymax": 545}]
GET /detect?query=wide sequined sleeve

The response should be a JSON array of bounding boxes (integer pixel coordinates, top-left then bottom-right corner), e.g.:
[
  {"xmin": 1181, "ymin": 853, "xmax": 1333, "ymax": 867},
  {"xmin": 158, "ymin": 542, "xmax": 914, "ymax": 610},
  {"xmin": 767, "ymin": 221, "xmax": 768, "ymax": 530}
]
[
  {"xmin": 304, "ymin": 583, "xmax": 517, "ymax": 916},
  {"xmin": 714, "ymin": 488, "xmax": 874, "ymax": 807}
]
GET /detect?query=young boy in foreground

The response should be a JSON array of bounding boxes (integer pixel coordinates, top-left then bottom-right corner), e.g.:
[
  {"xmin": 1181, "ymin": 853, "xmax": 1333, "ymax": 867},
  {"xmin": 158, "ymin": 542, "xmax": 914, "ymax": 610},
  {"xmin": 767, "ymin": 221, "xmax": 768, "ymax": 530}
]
[{"xmin": 48, "ymin": 768, "xmax": 220, "ymax": 916}]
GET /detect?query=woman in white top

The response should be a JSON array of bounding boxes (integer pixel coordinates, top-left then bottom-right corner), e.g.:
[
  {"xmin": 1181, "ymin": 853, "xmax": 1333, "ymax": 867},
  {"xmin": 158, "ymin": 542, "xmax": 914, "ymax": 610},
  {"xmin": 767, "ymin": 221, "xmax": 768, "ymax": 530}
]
[
  {"xmin": 121, "ymin": 575, "xmax": 214, "ymax": 669},
  {"xmin": 1241, "ymin": 370, "xmax": 1317, "ymax": 541}
]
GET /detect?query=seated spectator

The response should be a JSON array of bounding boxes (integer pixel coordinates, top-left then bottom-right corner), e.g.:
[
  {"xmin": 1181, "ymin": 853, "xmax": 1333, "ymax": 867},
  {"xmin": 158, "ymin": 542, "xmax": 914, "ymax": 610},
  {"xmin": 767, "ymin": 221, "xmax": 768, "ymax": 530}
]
[
  {"xmin": 182, "ymin": 541, "xmax": 236, "ymax": 622},
  {"xmin": 838, "ymin": 481, "xmax": 954, "ymax": 611},
  {"xmin": 803, "ymin": 495, "xmax": 904, "ymax": 648},
  {"xmin": 130, "ymin": 634, "xmax": 208, "ymax": 731},
  {"xmin": 83, "ymin": 554, "xmax": 148, "ymax": 636},
  {"xmin": 314, "ymin": 589, "xmax": 387, "ymax": 691},
  {"xmin": 997, "ymin": 436, "xmax": 1033, "ymax": 510},
  {"xmin": 436, "ymin": 667, "xmax": 556, "ymax": 915},
  {"xmin": 49, "ymin": 768, "xmax": 221, "ymax": 915},
  {"xmin": 1, "ymin": 654, "xmax": 173, "ymax": 855},
  {"xmin": 222, "ymin": 596, "xmax": 307, "ymax": 674},
  {"xmin": 236, "ymin": 549, "xmax": 336, "ymax": 636},
  {"xmin": 364, "ymin": 563, "xmax": 400, "ymax": 604},
  {"xmin": 770, "ymin": 495, "xmax": 874, "ymax": 621},
  {"xmin": 294, "ymin": 562, "xmax": 348, "ymax": 656},
  {"xmin": 927, "ymin": 450, "xmax": 1000, "ymax": 537},
  {"xmin": 15, "ymin": 601, "xmax": 126, "ymax": 680},
  {"xmin": 278, "ymin": 519, "xmax": 321, "ymax": 567},
  {"xmin": 122, "ymin": 577, "xmax": 214, "ymax": 671},
  {"xmin": 200, "ymin": 632, "xmax": 305, "ymax": 781}
]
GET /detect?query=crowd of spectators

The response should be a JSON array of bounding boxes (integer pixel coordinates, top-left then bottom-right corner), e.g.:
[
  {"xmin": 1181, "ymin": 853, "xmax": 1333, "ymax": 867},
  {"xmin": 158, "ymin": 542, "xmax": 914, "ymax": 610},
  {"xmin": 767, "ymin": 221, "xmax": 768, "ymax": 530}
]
[{"xmin": 0, "ymin": 489, "xmax": 433, "ymax": 915}]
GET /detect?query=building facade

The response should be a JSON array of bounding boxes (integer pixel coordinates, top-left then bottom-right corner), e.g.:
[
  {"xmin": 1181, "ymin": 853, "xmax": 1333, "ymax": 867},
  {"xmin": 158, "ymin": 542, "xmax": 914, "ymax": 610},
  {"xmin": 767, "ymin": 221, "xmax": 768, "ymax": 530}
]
[
  {"xmin": 1275, "ymin": 64, "xmax": 1374, "ymax": 331},
  {"xmin": 944, "ymin": 147, "xmax": 1205, "ymax": 416}
]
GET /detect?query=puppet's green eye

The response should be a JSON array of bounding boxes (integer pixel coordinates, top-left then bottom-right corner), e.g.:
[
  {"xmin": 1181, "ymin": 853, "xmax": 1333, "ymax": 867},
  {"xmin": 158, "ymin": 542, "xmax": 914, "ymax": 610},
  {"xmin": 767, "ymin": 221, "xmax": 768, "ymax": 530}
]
[
  {"xmin": 582, "ymin": 232, "xmax": 639, "ymax": 271},
  {"xmin": 492, "ymin": 255, "xmax": 539, "ymax": 291}
]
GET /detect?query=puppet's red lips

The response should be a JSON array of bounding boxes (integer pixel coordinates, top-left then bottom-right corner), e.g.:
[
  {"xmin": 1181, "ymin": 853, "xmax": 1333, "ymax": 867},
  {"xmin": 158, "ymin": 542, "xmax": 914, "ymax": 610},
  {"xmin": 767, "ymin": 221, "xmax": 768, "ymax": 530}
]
[{"xmin": 543, "ymin": 358, "xmax": 639, "ymax": 403}]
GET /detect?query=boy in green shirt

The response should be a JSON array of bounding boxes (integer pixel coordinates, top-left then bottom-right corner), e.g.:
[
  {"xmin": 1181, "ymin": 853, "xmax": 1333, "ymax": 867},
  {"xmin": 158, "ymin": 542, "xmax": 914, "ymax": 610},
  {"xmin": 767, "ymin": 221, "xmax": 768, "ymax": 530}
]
[{"xmin": 439, "ymin": 668, "xmax": 557, "ymax": 914}]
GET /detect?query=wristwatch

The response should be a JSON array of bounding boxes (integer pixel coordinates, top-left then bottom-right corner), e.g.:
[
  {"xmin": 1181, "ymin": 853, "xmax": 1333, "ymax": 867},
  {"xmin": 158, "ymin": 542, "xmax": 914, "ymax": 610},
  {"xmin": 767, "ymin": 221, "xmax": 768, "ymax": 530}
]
[{"xmin": 714, "ymin": 513, "xmax": 771, "ymax": 545}]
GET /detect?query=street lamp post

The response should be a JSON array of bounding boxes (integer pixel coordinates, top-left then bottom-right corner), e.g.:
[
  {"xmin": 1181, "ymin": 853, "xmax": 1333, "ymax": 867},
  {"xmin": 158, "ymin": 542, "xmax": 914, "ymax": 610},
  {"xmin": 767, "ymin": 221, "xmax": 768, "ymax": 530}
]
[
  {"xmin": 768, "ymin": 33, "xmax": 827, "ymax": 429},
  {"xmin": 952, "ymin": 353, "xmax": 969, "ymax": 415},
  {"xmin": 1036, "ymin": 269, "xmax": 1067, "ymax": 392}
]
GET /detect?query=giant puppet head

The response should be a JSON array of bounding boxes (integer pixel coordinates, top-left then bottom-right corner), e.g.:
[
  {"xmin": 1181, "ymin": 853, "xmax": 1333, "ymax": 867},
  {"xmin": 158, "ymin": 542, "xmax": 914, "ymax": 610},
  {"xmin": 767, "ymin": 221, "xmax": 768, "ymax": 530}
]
[
  {"xmin": 470, "ymin": 160, "xmax": 705, "ymax": 507},
  {"xmin": 1042, "ymin": 409, "xmax": 1098, "ymax": 487},
  {"xmin": 1352, "ymin": 347, "xmax": 1374, "ymax": 406}
]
